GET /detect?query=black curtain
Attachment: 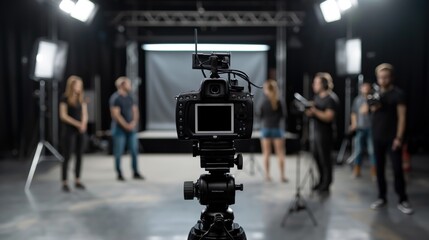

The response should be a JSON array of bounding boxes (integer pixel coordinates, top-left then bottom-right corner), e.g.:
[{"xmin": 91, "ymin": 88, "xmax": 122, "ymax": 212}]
[{"xmin": 0, "ymin": 0, "xmax": 125, "ymax": 159}]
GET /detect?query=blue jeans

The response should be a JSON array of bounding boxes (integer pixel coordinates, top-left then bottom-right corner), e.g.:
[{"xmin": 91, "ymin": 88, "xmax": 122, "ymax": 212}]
[
  {"xmin": 353, "ymin": 128, "xmax": 376, "ymax": 166},
  {"xmin": 261, "ymin": 128, "xmax": 284, "ymax": 138},
  {"xmin": 112, "ymin": 127, "xmax": 139, "ymax": 175}
]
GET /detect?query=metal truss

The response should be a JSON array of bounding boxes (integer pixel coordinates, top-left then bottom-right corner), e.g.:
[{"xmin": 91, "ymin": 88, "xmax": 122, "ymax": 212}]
[{"xmin": 111, "ymin": 11, "xmax": 305, "ymax": 27}]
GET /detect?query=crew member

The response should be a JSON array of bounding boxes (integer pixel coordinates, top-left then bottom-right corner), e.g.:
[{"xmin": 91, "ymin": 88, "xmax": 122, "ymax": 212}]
[
  {"xmin": 110, "ymin": 77, "xmax": 144, "ymax": 181},
  {"xmin": 306, "ymin": 72, "xmax": 337, "ymax": 194},
  {"xmin": 369, "ymin": 63, "xmax": 413, "ymax": 214}
]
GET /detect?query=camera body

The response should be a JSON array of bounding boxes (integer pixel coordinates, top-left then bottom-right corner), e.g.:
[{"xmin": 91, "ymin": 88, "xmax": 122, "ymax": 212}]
[{"xmin": 176, "ymin": 78, "xmax": 253, "ymax": 141}]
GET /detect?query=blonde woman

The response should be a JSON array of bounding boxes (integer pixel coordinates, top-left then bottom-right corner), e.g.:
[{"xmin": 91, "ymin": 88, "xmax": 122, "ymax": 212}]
[
  {"xmin": 260, "ymin": 79, "xmax": 287, "ymax": 182},
  {"xmin": 59, "ymin": 75, "xmax": 88, "ymax": 192}
]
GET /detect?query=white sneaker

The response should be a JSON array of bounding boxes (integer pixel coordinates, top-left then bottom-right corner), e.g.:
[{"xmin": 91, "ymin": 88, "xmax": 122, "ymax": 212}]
[
  {"xmin": 370, "ymin": 199, "xmax": 386, "ymax": 210},
  {"xmin": 397, "ymin": 201, "xmax": 414, "ymax": 215}
]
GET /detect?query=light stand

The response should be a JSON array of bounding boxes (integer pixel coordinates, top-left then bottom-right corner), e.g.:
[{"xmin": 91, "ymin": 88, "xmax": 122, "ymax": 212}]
[
  {"xmin": 281, "ymin": 148, "xmax": 317, "ymax": 227},
  {"xmin": 336, "ymin": 76, "xmax": 352, "ymax": 164},
  {"xmin": 25, "ymin": 80, "xmax": 64, "ymax": 191},
  {"xmin": 299, "ymin": 152, "xmax": 317, "ymax": 197},
  {"xmin": 281, "ymin": 105, "xmax": 317, "ymax": 227}
]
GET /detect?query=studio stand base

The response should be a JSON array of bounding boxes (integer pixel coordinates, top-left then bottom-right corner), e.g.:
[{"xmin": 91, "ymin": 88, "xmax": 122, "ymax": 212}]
[
  {"xmin": 25, "ymin": 141, "xmax": 64, "ymax": 191},
  {"xmin": 281, "ymin": 192, "xmax": 317, "ymax": 227},
  {"xmin": 281, "ymin": 151, "xmax": 317, "ymax": 227}
]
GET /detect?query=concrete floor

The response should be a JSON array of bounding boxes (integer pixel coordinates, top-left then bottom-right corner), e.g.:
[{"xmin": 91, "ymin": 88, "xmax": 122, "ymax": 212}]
[{"xmin": 1, "ymin": 152, "xmax": 429, "ymax": 240}]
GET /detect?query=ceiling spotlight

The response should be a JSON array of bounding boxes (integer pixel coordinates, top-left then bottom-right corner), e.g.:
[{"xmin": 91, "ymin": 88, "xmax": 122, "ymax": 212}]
[
  {"xmin": 59, "ymin": 0, "xmax": 75, "ymax": 14},
  {"xmin": 59, "ymin": 0, "xmax": 98, "ymax": 23},
  {"xmin": 320, "ymin": 0, "xmax": 342, "ymax": 23},
  {"xmin": 336, "ymin": 0, "xmax": 353, "ymax": 12}
]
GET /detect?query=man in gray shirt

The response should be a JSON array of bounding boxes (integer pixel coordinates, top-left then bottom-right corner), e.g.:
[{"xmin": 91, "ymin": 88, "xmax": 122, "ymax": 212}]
[
  {"xmin": 110, "ymin": 77, "xmax": 144, "ymax": 181},
  {"xmin": 350, "ymin": 82, "xmax": 376, "ymax": 179}
]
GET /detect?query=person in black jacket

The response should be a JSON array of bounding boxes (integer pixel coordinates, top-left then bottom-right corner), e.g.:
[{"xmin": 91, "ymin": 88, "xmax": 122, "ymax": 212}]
[
  {"xmin": 59, "ymin": 75, "xmax": 88, "ymax": 192},
  {"xmin": 259, "ymin": 79, "xmax": 287, "ymax": 182}
]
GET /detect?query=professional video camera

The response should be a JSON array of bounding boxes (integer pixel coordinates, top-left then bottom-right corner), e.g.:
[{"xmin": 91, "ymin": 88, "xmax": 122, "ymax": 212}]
[
  {"xmin": 175, "ymin": 32, "xmax": 259, "ymax": 240},
  {"xmin": 176, "ymin": 53, "xmax": 253, "ymax": 141},
  {"xmin": 366, "ymin": 83, "xmax": 381, "ymax": 107}
]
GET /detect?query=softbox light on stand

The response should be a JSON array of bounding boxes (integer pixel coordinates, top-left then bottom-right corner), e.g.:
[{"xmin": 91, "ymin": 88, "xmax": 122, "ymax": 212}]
[
  {"xmin": 336, "ymin": 38, "xmax": 361, "ymax": 76},
  {"xmin": 335, "ymin": 38, "xmax": 362, "ymax": 164},
  {"xmin": 26, "ymin": 38, "xmax": 69, "ymax": 191},
  {"xmin": 30, "ymin": 38, "xmax": 68, "ymax": 81}
]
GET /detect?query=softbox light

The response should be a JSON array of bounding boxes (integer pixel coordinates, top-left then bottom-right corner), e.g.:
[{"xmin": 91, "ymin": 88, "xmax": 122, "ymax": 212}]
[
  {"xmin": 336, "ymin": 38, "xmax": 362, "ymax": 76},
  {"xmin": 30, "ymin": 38, "xmax": 68, "ymax": 81}
]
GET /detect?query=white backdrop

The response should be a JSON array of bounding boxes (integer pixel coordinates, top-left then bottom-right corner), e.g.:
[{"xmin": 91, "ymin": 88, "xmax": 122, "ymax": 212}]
[{"xmin": 145, "ymin": 51, "xmax": 267, "ymax": 130}]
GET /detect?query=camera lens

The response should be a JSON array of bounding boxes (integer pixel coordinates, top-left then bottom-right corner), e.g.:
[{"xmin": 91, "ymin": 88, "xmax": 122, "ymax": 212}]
[{"xmin": 210, "ymin": 84, "xmax": 220, "ymax": 94}]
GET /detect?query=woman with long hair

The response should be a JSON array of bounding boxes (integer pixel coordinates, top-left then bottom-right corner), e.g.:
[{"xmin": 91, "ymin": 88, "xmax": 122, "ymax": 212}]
[
  {"xmin": 59, "ymin": 75, "xmax": 88, "ymax": 192},
  {"xmin": 260, "ymin": 79, "xmax": 287, "ymax": 182}
]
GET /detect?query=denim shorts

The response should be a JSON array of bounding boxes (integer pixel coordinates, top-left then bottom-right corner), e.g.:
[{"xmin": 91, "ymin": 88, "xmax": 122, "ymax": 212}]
[{"xmin": 261, "ymin": 128, "xmax": 284, "ymax": 138}]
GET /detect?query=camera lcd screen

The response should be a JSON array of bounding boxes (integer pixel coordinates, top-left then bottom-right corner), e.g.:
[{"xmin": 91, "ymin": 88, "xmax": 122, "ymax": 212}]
[{"xmin": 195, "ymin": 104, "xmax": 234, "ymax": 134}]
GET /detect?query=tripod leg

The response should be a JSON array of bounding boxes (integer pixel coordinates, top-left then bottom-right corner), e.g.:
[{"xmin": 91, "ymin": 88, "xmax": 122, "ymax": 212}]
[
  {"xmin": 299, "ymin": 171, "xmax": 310, "ymax": 190},
  {"xmin": 25, "ymin": 142, "xmax": 44, "ymax": 191},
  {"xmin": 281, "ymin": 202, "xmax": 293, "ymax": 227},
  {"xmin": 336, "ymin": 138, "xmax": 348, "ymax": 164},
  {"xmin": 300, "ymin": 197, "xmax": 318, "ymax": 226},
  {"xmin": 43, "ymin": 141, "xmax": 64, "ymax": 162},
  {"xmin": 305, "ymin": 207, "xmax": 318, "ymax": 226},
  {"xmin": 281, "ymin": 212, "xmax": 290, "ymax": 227},
  {"xmin": 281, "ymin": 194, "xmax": 300, "ymax": 227},
  {"xmin": 309, "ymin": 169, "xmax": 316, "ymax": 197}
]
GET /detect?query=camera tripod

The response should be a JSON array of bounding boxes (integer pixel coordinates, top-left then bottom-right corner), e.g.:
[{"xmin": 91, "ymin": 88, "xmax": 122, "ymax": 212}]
[
  {"xmin": 281, "ymin": 149, "xmax": 317, "ymax": 227},
  {"xmin": 186, "ymin": 196, "xmax": 247, "ymax": 240},
  {"xmin": 184, "ymin": 141, "xmax": 247, "ymax": 240}
]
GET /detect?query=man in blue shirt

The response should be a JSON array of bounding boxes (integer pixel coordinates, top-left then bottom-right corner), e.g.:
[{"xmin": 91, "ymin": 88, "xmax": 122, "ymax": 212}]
[
  {"xmin": 110, "ymin": 77, "xmax": 144, "ymax": 181},
  {"xmin": 350, "ymin": 82, "xmax": 376, "ymax": 180}
]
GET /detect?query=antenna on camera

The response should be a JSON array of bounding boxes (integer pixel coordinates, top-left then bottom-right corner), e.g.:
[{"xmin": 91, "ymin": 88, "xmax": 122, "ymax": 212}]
[
  {"xmin": 194, "ymin": 28, "xmax": 207, "ymax": 78},
  {"xmin": 194, "ymin": 28, "xmax": 198, "ymax": 56}
]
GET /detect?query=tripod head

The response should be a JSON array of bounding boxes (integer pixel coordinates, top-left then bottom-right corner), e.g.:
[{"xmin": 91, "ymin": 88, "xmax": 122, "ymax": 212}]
[
  {"xmin": 183, "ymin": 140, "xmax": 247, "ymax": 240},
  {"xmin": 184, "ymin": 140, "xmax": 244, "ymax": 207}
]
